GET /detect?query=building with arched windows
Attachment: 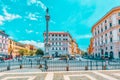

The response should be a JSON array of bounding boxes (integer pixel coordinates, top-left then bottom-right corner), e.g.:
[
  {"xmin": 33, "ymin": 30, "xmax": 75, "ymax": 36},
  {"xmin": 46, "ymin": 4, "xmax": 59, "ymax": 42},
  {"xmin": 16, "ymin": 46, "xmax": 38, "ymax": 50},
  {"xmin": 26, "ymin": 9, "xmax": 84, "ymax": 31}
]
[{"xmin": 92, "ymin": 6, "xmax": 120, "ymax": 59}]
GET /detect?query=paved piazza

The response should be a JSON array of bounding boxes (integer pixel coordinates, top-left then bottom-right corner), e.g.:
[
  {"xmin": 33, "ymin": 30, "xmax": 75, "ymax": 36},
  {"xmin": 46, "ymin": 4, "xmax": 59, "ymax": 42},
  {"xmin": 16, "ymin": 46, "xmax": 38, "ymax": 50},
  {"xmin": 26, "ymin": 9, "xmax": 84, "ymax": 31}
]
[{"xmin": 0, "ymin": 69, "xmax": 120, "ymax": 80}]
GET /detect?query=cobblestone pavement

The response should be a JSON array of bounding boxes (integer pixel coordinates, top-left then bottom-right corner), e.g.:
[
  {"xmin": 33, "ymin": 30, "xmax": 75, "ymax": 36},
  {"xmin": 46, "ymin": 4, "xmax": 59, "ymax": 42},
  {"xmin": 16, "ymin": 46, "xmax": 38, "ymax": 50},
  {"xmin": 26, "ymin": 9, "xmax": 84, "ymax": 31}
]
[{"xmin": 0, "ymin": 69, "xmax": 120, "ymax": 80}]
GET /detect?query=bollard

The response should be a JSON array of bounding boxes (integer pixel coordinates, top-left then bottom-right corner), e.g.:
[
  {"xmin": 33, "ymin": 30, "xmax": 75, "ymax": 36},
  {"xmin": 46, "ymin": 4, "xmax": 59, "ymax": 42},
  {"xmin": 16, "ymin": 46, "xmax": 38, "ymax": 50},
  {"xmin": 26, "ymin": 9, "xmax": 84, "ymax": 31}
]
[
  {"xmin": 39, "ymin": 64, "xmax": 42, "ymax": 68},
  {"xmin": 20, "ymin": 65, "xmax": 22, "ymax": 69},
  {"xmin": 7, "ymin": 66, "xmax": 10, "ymax": 70},
  {"xmin": 66, "ymin": 66, "xmax": 69, "ymax": 71},
  {"xmin": 102, "ymin": 65, "xmax": 106, "ymax": 70},
  {"xmin": 85, "ymin": 66, "xmax": 88, "ymax": 70}
]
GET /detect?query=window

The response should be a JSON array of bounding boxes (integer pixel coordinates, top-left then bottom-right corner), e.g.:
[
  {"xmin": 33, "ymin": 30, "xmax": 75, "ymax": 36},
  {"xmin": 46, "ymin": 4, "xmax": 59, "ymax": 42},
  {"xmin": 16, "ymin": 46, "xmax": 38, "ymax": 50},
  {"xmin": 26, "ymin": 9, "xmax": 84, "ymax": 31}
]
[
  {"xmin": 52, "ymin": 34, "xmax": 54, "ymax": 36},
  {"xmin": 59, "ymin": 38, "xmax": 61, "ymax": 40},
  {"xmin": 105, "ymin": 33, "xmax": 107, "ymax": 36},
  {"xmin": 105, "ymin": 26, "xmax": 107, "ymax": 30},
  {"xmin": 110, "ymin": 46, "xmax": 112, "ymax": 49},
  {"xmin": 110, "ymin": 38, "xmax": 113, "ymax": 42},
  {"xmin": 110, "ymin": 31, "xmax": 112, "ymax": 35},
  {"xmin": 101, "ymin": 35, "xmax": 103, "ymax": 38},
  {"xmin": 59, "ymin": 47, "xmax": 61, "ymax": 50},
  {"xmin": 106, "ymin": 47, "xmax": 107, "ymax": 50},
  {"xmin": 59, "ymin": 42, "xmax": 61, "ymax": 45},
  {"xmin": 118, "ymin": 20, "xmax": 120, "ymax": 25},
  {"xmin": 110, "ymin": 23, "xmax": 112, "ymax": 27},
  {"xmin": 98, "ymin": 30, "xmax": 99, "ymax": 34},
  {"xmin": 98, "ymin": 41, "xmax": 100, "ymax": 45},
  {"xmin": 95, "ymin": 32, "xmax": 96, "ymax": 35},
  {"xmin": 55, "ymin": 34, "xmax": 57, "ymax": 36},
  {"xmin": 101, "ymin": 41, "xmax": 103, "ymax": 44},
  {"xmin": 52, "ymin": 47, "xmax": 54, "ymax": 50},
  {"xmin": 118, "ymin": 12, "xmax": 120, "ymax": 16},
  {"xmin": 59, "ymin": 34, "xmax": 61, "ymax": 36},
  {"xmin": 105, "ymin": 20, "xmax": 107, "ymax": 23},
  {"xmin": 101, "ymin": 28, "xmax": 103, "ymax": 32},
  {"xmin": 119, "ymin": 36, "xmax": 120, "ymax": 41},
  {"xmin": 95, "ymin": 42, "xmax": 97, "ymax": 46},
  {"xmin": 105, "ymin": 39, "xmax": 107, "ymax": 44},
  {"xmin": 66, "ymin": 48, "xmax": 68, "ymax": 50},
  {"xmin": 119, "ymin": 29, "xmax": 120, "ymax": 32},
  {"xmin": 56, "ymin": 47, "xmax": 57, "ymax": 50}
]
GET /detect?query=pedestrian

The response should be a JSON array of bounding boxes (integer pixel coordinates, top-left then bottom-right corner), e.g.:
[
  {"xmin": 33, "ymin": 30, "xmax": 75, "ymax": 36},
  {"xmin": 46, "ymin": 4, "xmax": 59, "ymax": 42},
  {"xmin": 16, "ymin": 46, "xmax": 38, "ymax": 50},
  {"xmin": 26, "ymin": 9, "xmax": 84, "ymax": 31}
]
[{"xmin": 45, "ymin": 60, "xmax": 48, "ymax": 71}]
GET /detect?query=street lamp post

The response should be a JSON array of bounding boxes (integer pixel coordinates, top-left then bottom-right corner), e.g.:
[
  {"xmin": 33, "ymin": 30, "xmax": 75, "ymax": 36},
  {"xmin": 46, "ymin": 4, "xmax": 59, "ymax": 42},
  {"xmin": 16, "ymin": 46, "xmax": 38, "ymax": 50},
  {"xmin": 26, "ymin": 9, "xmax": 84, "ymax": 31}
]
[
  {"xmin": 45, "ymin": 8, "xmax": 50, "ymax": 57},
  {"xmin": 100, "ymin": 43, "xmax": 105, "ymax": 60}
]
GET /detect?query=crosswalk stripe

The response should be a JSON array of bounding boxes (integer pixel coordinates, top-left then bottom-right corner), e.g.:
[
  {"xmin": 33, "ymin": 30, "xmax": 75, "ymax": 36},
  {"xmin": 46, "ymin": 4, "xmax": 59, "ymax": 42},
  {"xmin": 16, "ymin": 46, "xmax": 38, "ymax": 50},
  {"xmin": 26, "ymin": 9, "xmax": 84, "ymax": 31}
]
[
  {"xmin": 1, "ymin": 76, "xmax": 36, "ymax": 80},
  {"xmin": 45, "ymin": 72, "xmax": 54, "ymax": 80},
  {"xmin": 93, "ymin": 71, "xmax": 118, "ymax": 80},
  {"xmin": 64, "ymin": 74, "xmax": 97, "ymax": 80},
  {"xmin": 113, "ymin": 73, "xmax": 120, "ymax": 76}
]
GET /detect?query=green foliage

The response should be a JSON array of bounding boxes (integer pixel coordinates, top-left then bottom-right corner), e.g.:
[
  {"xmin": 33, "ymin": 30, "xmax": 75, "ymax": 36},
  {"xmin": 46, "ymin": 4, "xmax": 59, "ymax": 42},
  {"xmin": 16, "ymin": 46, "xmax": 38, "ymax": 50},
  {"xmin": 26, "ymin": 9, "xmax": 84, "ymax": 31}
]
[
  {"xmin": 19, "ymin": 49, "xmax": 29, "ymax": 56},
  {"xmin": 81, "ymin": 51, "xmax": 85, "ymax": 56},
  {"xmin": 29, "ymin": 50, "xmax": 35, "ymax": 56},
  {"xmin": 19, "ymin": 49, "xmax": 25, "ymax": 56},
  {"xmin": 35, "ymin": 48, "xmax": 44, "ymax": 56}
]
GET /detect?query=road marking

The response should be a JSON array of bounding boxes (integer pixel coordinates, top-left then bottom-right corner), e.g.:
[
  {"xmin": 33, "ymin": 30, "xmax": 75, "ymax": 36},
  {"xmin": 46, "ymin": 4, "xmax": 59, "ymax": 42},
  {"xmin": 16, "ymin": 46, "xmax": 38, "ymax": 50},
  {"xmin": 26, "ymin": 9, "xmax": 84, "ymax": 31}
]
[
  {"xmin": 93, "ymin": 71, "xmax": 118, "ymax": 80},
  {"xmin": 64, "ymin": 74, "xmax": 97, "ymax": 80},
  {"xmin": 45, "ymin": 72, "xmax": 54, "ymax": 80},
  {"xmin": 1, "ymin": 76, "xmax": 36, "ymax": 80},
  {"xmin": 113, "ymin": 73, "xmax": 120, "ymax": 76},
  {"xmin": 0, "ymin": 73, "xmax": 4, "ymax": 77},
  {"xmin": 2, "ymin": 72, "xmax": 45, "ymax": 74}
]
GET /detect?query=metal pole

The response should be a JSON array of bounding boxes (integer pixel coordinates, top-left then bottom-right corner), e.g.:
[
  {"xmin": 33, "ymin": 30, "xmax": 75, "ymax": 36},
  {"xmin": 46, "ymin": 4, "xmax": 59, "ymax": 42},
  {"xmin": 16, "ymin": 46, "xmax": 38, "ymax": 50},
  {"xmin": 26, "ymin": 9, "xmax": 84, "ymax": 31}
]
[{"xmin": 45, "ymin": 8, "xmax": 50, "ymax": 56}]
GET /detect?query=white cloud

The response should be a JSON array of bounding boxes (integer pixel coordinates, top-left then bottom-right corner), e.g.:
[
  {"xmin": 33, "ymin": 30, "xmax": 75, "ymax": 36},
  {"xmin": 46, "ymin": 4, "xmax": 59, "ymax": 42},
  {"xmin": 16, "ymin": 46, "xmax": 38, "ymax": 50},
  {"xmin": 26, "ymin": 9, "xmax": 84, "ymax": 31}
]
[
  {"xmin": 3, "ymin": 8, "xmax": 21, "ymax": 20},
  {"xmin": 50, "ymin": 20, "xmax": 56, "ymax": 24},
  {"xmin": 76, "ymin": 34, "xmax": 92, "ymax": 39},
  {"xmin": 19, "ymin": 40, "xmax": 44, "ymax": 50},
  {"xmin": 29, "ymin": 0, "xmax": 37, "ymax": 3},
  {"xmin": 27, "ymin": 13, "xmax": 37, "ymax": 20},
  {"xmin": 25, "ymin": 29, "xmax": 33, "ymax": 33},
  {"xmin": 0, "ymin": 7, "xmax": 21, "ymax": 25},
  {"xmin": 27, "ymin": 0, "xmax": 46, "ymax": 11},
  {"xmin": 36, "ymin": 32, "xmax": 39, "ymax": 34}
]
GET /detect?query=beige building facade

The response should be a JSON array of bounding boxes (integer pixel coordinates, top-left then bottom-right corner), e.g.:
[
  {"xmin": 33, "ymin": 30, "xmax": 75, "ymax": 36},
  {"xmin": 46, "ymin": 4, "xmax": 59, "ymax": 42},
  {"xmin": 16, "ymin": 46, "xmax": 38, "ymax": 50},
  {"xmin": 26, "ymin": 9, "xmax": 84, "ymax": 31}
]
[
  {"xmin": 8, "ymin": 39, "xmax": 37, "ymax": 57},
  {"xmin": 92, "ymin": 6, "xmax": 120, "ymax": 59}
]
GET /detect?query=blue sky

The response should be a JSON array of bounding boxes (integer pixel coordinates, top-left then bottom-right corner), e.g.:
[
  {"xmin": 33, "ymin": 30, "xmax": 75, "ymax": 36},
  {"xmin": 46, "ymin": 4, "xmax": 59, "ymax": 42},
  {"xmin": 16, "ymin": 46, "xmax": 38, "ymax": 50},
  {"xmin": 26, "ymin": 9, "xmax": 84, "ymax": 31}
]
[{"xmin": 0, "ymin": 0, "xmax": 120, "ymax": 51}]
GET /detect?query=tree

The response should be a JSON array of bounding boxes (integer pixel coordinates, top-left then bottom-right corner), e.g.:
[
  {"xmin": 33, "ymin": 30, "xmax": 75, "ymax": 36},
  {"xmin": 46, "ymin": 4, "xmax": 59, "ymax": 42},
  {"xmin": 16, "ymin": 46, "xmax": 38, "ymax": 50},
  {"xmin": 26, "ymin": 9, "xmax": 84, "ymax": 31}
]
[
  {"xmin": 24, "ymin": 49, "xmax": 29, "ymax": 56},
  {"xmin": 19, "ymin": 49, "xmax": 24, "ymax": 56},
  {"xmin": 29, "ymin": 50, "xmax": 35, "ymax": 56},
  {"xmin": 35, "ymin": 48, "xmax": 44, "ymax": 56},
  {"xmin": 81, "ymin": 51, "xmax": 85, "ymax": 56}
]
